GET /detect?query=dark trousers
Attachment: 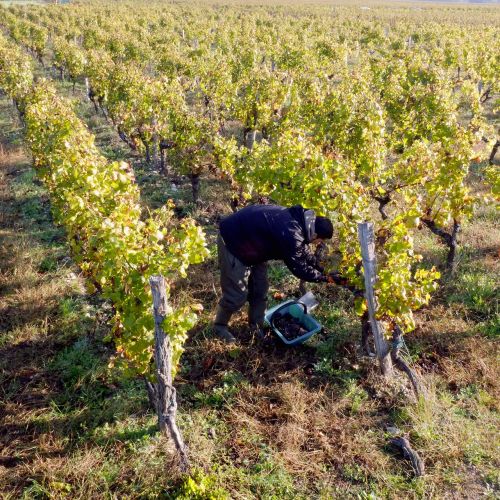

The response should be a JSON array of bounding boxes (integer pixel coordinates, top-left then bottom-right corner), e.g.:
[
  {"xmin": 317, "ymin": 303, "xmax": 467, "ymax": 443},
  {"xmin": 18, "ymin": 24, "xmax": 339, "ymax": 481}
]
[{"xmin": 217, "ymin": 234, "xmax": 269, "ymax": 325}]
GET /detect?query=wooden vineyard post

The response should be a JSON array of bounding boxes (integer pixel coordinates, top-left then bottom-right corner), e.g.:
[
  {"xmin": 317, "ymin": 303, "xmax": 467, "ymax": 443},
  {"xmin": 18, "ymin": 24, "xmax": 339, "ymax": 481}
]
[
  {"xmin": 84, "ymin": 77, "xmax": 90, "ymax": 102},
  {"xmin": 358, "ymin": 222, "xmax": 393, "ymax": 376},
  {"xmin": 149, "ymin": 275, "xmax": 189, "ymax": 471},
  {"xmin": 246, "ymin": 129, "xmax": 257, "ymax": 150},
  {"xmin": 151, "ymin": 116, "xmax": 160, "ymax": 172}
]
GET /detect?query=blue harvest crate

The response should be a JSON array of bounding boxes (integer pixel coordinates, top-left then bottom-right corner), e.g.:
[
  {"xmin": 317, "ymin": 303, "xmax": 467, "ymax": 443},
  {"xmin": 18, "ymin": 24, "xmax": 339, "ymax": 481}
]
[{"xmin": 264, "ymin": 300, "xmax": 322, "ymax": 346}]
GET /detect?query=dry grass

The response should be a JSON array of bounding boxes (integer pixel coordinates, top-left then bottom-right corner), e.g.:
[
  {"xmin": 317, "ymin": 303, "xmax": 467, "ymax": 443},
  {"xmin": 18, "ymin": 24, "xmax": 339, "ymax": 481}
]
[{"xmin": 227, "ymin": 381, "xmax": 386, "ymax": 475}]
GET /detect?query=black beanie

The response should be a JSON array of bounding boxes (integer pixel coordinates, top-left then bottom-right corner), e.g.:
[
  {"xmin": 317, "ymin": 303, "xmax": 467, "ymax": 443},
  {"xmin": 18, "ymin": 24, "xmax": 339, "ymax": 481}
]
[{"xmin": 315, "ymin": 216, "xmax": 333, "ymax": 240}]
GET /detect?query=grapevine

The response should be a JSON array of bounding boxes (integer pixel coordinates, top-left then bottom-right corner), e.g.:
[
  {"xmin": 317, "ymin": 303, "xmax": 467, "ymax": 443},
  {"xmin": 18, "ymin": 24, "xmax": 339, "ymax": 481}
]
[
  {"xmin": 1, "ymin": 1, "xmax": 498, "ymax": 340},
  {"xmin": 0, "ymin": 33, "xmax": 208, "ymax": 378}
]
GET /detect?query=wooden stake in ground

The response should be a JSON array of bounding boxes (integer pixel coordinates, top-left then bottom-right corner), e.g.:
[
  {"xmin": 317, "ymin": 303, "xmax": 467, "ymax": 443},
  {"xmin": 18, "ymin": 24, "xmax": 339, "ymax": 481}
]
[
  {"xmin": 149, "ymin": 275, "xmax": 189, "ymax": 472},
  {"xmin": 358, "ymin": 222, "xmax": 393, "ymax": 376}
]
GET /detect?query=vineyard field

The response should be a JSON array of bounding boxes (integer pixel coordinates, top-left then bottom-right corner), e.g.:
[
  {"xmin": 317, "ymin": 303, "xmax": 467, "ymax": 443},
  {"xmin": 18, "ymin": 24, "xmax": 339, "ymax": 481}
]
[{"xmin": 0, "ymin": 0, "xmax": 499, "ymax": 498}]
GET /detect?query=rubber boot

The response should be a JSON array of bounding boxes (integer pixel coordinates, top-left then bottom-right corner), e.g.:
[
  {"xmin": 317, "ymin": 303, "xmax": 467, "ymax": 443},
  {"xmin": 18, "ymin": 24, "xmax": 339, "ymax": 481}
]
[
  {"xmin": 214, "ymin": 306, "xmax": 236, "ymax": 343},
  {"xmin": 248, "ymin": 323, "xmax": 265, "ymax": 339},
  {"xmin": 248, "ymin": 300, "xmax": 267, "ymax": 328}
]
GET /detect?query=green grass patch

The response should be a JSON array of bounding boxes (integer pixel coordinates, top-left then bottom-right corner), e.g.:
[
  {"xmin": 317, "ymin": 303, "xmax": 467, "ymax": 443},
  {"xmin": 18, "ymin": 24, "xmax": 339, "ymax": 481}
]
[{"xmin": 448, "ymin": 270, "xmax": 498, "ymax": 319}]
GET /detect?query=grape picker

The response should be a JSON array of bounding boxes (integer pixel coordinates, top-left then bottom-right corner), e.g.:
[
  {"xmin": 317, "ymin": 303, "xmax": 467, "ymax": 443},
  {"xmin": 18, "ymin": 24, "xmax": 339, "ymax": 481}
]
[{"xmin": 214, "ymin": 204, "xmax": 341, "ymax": 343}]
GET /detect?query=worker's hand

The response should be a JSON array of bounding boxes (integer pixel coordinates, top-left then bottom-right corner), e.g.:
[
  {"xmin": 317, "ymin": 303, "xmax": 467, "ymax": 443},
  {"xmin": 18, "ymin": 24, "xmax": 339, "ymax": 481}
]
[
  {"xmin": 326, "ymin": 272, "xmax": 365, "ymax": 298},
  {"xmin": 326, "ymin": 271, "xmax": 348, "ymax": 286}
]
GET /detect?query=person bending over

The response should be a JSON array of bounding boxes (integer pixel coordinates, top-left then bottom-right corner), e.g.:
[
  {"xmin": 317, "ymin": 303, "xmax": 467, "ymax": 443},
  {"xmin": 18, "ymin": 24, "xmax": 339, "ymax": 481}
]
[{"xmin": 214, "ymin": 204, "xmax": 335, "ymax": 343}]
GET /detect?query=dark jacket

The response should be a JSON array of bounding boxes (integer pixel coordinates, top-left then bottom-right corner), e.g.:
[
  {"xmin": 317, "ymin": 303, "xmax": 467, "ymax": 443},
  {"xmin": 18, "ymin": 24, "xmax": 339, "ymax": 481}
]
[{"xmin": 219, "ymin": 204, "xmax": 327, "ymax": 283}]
